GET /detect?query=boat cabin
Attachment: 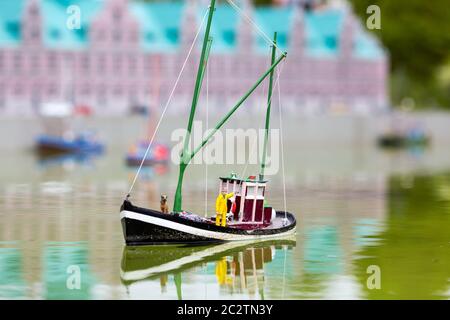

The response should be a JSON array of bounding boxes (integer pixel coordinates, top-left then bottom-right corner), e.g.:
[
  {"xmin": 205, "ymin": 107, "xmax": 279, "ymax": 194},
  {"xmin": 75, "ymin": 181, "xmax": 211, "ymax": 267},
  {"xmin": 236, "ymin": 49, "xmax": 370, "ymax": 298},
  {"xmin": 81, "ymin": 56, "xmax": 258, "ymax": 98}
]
[{"xmin": 219, "ymin": 173, "xmax": 274, "ymax": 225}]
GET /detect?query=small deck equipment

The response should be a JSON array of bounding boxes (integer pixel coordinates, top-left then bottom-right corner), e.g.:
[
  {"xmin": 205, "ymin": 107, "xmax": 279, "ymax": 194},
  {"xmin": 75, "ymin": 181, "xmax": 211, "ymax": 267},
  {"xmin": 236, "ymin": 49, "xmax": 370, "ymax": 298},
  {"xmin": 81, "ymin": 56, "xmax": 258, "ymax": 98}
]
[{"xmin": 120, "ymin": 0, "xmax": 296, "ymax": 245}]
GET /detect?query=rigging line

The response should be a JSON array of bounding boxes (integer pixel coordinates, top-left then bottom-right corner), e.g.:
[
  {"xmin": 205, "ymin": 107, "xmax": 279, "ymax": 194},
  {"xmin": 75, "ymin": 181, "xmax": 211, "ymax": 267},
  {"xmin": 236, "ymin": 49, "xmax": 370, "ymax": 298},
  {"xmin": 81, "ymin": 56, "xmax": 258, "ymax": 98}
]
[
  {"xmin": 204, "ymin": 52, "xmax": 209, "ymax": 217},
  {"xmin": 126, "ymin": 9, "xmax": 210, "ymax": 199},
  {"xmin": 225, "ymin": 0, "xmax": 284, "ymax": 55},
  {"xmin": 276, "ymin": 66, "xmax": 288, "ymax": 219}
]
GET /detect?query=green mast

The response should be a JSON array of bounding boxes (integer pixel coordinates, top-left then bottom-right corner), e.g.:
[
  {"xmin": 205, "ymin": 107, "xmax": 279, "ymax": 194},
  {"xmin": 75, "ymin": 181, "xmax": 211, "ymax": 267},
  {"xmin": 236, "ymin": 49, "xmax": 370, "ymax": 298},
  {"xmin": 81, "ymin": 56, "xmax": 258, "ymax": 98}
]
[
  {"xmin": 173, "ymin": 0, "xmax": 217, "ymax": 212},
  {"xmin": 260, "ymin": 32, "xmax": 277, "ymax": 180}
]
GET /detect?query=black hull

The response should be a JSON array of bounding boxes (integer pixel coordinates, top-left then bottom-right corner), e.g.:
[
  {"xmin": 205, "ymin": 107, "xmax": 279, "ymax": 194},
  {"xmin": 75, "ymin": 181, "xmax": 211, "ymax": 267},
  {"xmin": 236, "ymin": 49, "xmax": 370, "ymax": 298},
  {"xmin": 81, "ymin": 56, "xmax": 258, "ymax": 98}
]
[
  {"xmin": 120, "ymin": 200, "xmax": 296, "ymax": 245},
  {"xmin": 121, "ymin": 217, "xmax": 222, "ymax": 245}
]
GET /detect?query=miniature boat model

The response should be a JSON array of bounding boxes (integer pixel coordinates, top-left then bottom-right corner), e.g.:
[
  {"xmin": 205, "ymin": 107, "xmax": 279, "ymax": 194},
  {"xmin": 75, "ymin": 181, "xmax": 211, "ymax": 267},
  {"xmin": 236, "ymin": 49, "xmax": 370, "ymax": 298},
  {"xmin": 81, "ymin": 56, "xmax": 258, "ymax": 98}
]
[
  {"xmin": 120, "ymin": 0, "xmax": 295, "ymax": 246},
  {"xmin": 121, "ymin": 197, "xmax": 296, "ymax": 245},
  {"xmin": 120, "ymin": 238, "xmax": 296, "ymax": 284}
]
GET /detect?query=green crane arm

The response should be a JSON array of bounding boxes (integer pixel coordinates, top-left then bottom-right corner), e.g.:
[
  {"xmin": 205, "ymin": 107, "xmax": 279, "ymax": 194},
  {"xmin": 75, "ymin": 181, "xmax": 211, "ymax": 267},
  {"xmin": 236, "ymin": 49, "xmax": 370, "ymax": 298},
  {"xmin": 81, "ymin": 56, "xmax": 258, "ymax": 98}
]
[{"xmin": 173, "ymin": 50, "xmax": 287, "ymax": 212}]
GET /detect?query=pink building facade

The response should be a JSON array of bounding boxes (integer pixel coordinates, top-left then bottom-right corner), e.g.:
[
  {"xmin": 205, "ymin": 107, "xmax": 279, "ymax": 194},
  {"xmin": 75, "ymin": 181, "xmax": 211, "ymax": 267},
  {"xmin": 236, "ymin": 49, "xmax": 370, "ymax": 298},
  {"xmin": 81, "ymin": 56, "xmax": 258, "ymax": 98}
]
[{"xmin": 0, "ymin": 0, "xmax": 388, "ymax": 116}]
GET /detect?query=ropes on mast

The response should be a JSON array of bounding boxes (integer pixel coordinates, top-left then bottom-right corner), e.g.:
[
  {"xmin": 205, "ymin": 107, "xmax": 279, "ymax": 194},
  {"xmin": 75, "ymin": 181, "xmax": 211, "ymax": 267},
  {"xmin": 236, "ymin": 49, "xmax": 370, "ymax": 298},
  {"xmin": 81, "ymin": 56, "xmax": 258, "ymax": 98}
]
[
  {"xmin": 126, "ymin": 9, "xmax": 210, "ymax": 199},
  {"xmin": 204, "ymin": 52, "xmax": 210, "ymax": 217},
  {"xmin": 276, "ymin": 66, "xmax": 288, "ymax": 221}
]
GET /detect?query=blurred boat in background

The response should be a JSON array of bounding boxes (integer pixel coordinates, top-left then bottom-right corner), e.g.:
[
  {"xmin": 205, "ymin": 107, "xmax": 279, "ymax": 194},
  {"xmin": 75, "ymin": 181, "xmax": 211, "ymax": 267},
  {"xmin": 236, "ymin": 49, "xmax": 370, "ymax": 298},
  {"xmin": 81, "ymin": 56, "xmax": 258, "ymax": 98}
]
[
  {"xmin": 377, "ymin": 117, "xmax": 431, "ymax": 149},
  {"xmin": 35, "ymin": 101, "xmax": 105, "ymax": 157}
]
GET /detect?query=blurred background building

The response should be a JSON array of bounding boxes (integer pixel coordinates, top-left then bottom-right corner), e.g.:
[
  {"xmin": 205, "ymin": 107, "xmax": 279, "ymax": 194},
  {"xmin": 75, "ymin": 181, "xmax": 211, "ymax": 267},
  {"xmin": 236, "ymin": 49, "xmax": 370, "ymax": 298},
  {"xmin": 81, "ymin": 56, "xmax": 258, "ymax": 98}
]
[{"xmin": 0, "ymin": 0, "xmax": 387, "ymax": 116}]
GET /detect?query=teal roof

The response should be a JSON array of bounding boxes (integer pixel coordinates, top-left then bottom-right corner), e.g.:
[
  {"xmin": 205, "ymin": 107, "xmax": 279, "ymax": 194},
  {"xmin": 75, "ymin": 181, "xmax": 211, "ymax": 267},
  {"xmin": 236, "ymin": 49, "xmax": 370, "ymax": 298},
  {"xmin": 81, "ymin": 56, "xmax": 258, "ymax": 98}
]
[
  {"xmin": 201, "ymin": 4, "xmax": 239, "ymax": 53},
  {"xmin": 130, "ymin": 2, "xmax": 184, "ymax": 53},
  {"xmin": 41, "ymin": 0, "xmax": 103, "ymax": 49},
  {"xmin": 254, "ymin": 7, "xmax": 293, "ymax": 53},
  {"xmin": 304, "ymin": 9, "xmax": 344, "ymax": 57},
  {"xmin": 0, "ymin": 1, "xmax": 384, "ymax": 59},
  {"xmin": 354, "ymin": 31, "xmax": 384, "ymax": 60},
  {"xmin": 0, "ymin": 0, "xmax": 26, "ymax": 47}
]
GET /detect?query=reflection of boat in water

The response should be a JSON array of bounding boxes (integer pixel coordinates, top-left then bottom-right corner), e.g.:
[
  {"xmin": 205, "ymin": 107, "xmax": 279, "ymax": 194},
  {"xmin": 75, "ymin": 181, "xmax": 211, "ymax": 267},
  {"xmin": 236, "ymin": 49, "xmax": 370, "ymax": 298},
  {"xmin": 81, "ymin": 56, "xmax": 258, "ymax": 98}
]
[
  {"xmin": 36, "ymin": 151, "xmax": 98, "ymax": 169},
  {"xmin": 120, "ymin": 238, "xmax": 296, "ymax": 286}
]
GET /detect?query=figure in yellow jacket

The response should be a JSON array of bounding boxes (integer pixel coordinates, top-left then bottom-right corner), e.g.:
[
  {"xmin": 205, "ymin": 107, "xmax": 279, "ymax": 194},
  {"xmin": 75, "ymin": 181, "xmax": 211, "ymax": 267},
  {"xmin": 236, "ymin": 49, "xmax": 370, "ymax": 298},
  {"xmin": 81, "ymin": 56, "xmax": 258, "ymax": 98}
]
[{"xmin": 215, "ymin": 191, "xmax": 234, "ymax": 227}]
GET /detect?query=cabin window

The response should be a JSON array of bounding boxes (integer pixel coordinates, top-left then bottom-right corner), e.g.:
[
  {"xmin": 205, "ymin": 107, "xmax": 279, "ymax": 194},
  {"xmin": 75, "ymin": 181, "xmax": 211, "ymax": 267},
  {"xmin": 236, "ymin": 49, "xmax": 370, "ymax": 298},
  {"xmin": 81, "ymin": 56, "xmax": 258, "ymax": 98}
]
[
  {"xmin": 257, "ymin": 186, "xmax": 264, "ymax": 197},
  {"xmin": 246, "ymin": 186, "xmax": 256, "ymax": 197}
]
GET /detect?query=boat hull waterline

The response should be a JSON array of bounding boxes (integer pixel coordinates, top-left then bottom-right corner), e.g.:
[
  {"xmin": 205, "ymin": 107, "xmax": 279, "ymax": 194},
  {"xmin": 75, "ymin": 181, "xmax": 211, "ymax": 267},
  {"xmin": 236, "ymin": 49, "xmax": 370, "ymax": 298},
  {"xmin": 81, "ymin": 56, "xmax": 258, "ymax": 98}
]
[{"xmin": 120, "ymin": 201, "xmax": 296, "ymax": 245}]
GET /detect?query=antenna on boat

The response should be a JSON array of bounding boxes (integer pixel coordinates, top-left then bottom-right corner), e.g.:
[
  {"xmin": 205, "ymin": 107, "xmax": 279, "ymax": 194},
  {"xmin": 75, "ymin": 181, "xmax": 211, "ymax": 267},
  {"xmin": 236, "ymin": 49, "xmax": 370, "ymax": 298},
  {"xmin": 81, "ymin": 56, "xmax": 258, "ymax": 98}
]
[{"xmin": 260, "ymin": 32, "xmax": 278, "ymax": 181}]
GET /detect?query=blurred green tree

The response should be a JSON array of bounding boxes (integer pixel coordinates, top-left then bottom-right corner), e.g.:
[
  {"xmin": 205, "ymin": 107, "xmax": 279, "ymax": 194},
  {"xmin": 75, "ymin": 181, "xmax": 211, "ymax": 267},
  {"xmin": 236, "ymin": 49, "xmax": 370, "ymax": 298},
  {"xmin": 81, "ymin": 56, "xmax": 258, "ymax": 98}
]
[{"xmin": 350, "ymin": 0, "xmax": 450, "ymax": 109}]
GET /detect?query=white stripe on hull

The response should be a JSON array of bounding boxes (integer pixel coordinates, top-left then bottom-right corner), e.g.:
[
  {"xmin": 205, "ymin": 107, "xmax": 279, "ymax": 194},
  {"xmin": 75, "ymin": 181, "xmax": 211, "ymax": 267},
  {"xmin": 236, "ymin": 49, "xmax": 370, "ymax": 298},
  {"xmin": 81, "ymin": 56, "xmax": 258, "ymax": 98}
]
[{"xmin": 120, "ymin": 210, "xmax": 296, "ymax": 241}]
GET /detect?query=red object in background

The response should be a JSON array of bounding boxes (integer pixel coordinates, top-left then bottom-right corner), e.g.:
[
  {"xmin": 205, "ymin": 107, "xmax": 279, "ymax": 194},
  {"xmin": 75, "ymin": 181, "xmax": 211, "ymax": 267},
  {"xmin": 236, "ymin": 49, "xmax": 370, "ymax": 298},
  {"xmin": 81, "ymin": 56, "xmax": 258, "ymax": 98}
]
[
  {"xmin": 153, "ymin": 144, "xmax": 169, "ymax": 161},
  {"xmin": 74, "ymin": 105, "xmax": 93, "ymax": 116}
]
